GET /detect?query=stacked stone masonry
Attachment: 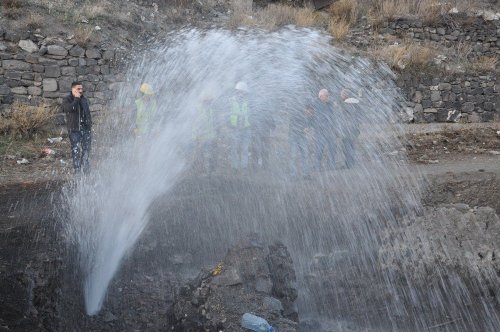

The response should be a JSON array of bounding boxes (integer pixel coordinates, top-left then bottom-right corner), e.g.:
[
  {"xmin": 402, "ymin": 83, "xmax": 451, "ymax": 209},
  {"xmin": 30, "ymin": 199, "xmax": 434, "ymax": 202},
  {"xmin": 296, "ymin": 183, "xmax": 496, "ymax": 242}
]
[
  {"xmin": 377, "ymin": 14, "xmax": 499, "ymax": 123},
  {"xmin": 1, "ymin": 12, "xmax": 498, "ymax": 124},
  {"xmin": 0, "ymin": 30, "xmax": 125, "ymax": 120},
  {"xmin": 347, "ymin": 14, "xmax": 499, "ymax": 122},
  {"xmin": 400, "ymin": 74, "xmax": 499, "ymax": 123},
  {"xmin": 381, "ymin": 15, "xmax": 499, "ymax": 57}
]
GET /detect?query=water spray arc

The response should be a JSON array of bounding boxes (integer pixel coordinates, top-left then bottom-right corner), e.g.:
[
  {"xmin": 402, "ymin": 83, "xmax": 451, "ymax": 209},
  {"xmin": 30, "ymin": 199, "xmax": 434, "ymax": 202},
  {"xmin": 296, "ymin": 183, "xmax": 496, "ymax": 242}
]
[{"xmin": 62, "ymin": 28, "xmax": 499, "ymax": 330}]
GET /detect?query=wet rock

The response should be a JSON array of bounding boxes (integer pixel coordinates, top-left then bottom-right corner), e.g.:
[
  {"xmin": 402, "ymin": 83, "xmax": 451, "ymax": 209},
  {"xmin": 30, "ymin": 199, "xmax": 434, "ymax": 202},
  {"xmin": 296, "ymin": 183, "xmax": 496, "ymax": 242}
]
[
  {"xmin": 299, "ymin": 318, "xmax": 322, "ymax": 331},
  {"xmin": 103, "ymin": 311, "xmax": 117, "ymax": 322},
  {"xmin": 380, "ymin": 204, "xmax": 500, "ymax": 281},
  {"xmin": 167, "ymin": 239, "xmax": 298, "ymax": 331},
  {"xmin": 263, "ymin": 296, "xmax": 283, "ymax": 314}
]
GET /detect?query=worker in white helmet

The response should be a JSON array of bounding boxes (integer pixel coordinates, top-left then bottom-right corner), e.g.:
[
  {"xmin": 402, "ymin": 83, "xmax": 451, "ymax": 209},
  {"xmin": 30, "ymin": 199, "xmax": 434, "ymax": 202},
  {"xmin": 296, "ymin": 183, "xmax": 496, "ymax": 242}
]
[{"xmin": 228, "ymin": 81, "xmax": 251, "ymax": 172}]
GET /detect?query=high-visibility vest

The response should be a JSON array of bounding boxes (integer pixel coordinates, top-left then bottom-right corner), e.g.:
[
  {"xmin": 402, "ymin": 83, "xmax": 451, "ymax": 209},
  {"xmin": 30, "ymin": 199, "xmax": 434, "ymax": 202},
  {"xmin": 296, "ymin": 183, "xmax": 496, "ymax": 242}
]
[
  {"xmin": 135, "ymin": 97, "xmax": 158, "ymax": 134},
  {"xmin": 229, "ymin": 97, "xmax": 250, "ymax": 128}
]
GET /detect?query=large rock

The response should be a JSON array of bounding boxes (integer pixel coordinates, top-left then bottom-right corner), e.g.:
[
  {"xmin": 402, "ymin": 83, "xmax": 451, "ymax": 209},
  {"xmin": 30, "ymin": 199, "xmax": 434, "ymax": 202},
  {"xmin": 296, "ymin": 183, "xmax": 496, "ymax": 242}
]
[
  {"xmin": 43, "ymin": 78, "xmax": 57, "ymax": 92},
  {"xmin": 0, "ymin": 85, "xmax": 11, "ymax": 95},
  {"xmin": 2, "ymin": 60, "xmax": 31, "ymax": 71},
  {"xmin": 28, "ymin": 86, "xmax": 42, "ymax": 96},
  {"xmin": 47, "ymin": 45, "xmax": 68, "ymax": 56},
  {"xmin": 11, "ymin": 86, "xmax": 27, "ymax": 95},
  {"xmin": 69, "ymin": 45, "xmax": 85, "ymax": 57},
  {"xmin": 86, "ymin": 49, "xmax": 101, "ymax": 59},
  {"xmin": 44, "ymin": 66, "xmax": 61, "ymax": 78},
  {"xmin": 18, "ymin": 40, "xmax": 39, "ymax": 53},
  {"xmin": 462, "ymin": 101, "xmax": 475, "ymax": 113},
  {"xmin": 167, "ymin": 239, "xmax": 298, "ymax": 331}
]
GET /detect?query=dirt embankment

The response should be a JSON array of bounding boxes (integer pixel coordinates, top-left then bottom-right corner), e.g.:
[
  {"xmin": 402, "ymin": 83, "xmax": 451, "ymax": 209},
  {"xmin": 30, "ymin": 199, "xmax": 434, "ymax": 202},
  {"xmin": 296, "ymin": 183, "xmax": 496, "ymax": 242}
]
[{"xmin": 0, "ymin": 124, "xmax": 499, "ymax": 331}]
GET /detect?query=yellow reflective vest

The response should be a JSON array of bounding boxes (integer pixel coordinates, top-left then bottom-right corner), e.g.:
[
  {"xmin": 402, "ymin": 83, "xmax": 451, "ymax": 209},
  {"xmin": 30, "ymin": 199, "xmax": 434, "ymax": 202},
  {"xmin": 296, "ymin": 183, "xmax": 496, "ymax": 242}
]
[
  {"xmin": 229, "ymin": 97, "xmax": 250, "ymax": 128},
  {"xmin": 135, "ymin": 97, "xmax": 158, "ymax": 134}
]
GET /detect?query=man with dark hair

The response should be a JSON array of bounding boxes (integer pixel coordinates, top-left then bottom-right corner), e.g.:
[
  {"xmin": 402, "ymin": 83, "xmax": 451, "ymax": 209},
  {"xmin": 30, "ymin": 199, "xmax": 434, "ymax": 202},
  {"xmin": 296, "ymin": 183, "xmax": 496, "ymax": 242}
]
[{"xmin": 62, "ymin": 81, "xmax": 92, "ymax": 174}]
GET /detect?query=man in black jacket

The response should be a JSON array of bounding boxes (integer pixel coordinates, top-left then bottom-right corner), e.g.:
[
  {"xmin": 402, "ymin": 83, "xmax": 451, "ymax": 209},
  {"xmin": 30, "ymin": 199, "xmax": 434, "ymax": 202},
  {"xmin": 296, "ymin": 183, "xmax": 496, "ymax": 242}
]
[{"xmin": 62, "ymin": 81, "xmax": 92, "ymax": 174}]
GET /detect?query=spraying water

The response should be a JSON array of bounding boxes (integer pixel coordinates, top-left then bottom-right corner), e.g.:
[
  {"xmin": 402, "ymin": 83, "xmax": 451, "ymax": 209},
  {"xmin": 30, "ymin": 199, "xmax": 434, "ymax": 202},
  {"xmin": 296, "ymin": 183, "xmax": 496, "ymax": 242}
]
[{"xmin": 62, "ymin": 28, "xmax": 499, "ymax": 330}]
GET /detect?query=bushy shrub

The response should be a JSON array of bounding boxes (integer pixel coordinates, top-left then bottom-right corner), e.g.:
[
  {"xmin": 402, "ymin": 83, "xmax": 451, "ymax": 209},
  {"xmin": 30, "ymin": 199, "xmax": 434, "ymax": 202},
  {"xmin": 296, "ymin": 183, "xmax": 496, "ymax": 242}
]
[{"xmin": 0, "ymin": 102, "xmax": 55, "ymax": 138}]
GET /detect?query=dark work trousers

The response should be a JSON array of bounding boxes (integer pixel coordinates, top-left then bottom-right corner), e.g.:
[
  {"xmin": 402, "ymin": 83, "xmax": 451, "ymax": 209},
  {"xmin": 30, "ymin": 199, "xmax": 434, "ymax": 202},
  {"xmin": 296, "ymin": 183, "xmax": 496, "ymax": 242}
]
[
  {"xmin": 341, "ymin": 136, "xmax": 356, "ymax": 169},
  {"xmin": 289, "ymin": 134, "xmax": 310, "ymax": 177},
  {"xmin": 315, "ymin": 135, "xmax": 336, "ymax": 171},
  {"xmin": 69, "ymin": 129, "xmax": 91, "ymax": 173},
  {"xmin": 251, "ymin": 133, "xmax": 271, "ymax": 170},
  {"xmin": 195, "ymin": 139, "xmax": 217, "ymax": 174}
]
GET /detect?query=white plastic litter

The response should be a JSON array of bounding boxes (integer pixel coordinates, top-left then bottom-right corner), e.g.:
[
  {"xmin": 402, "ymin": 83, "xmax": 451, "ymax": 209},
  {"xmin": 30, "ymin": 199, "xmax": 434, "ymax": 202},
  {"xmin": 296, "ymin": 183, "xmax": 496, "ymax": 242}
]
[{"xmin": 48, "ymin": 137, "xmax": 63, "ymax": 143}]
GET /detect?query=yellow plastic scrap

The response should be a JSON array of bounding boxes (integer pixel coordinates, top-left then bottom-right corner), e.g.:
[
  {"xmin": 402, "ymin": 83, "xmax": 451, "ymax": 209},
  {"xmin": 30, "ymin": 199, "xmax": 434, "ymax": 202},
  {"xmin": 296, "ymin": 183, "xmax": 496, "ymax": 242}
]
[{"xmin": 212, "ymin": 263, "xmax": 223, "ymax": 276}]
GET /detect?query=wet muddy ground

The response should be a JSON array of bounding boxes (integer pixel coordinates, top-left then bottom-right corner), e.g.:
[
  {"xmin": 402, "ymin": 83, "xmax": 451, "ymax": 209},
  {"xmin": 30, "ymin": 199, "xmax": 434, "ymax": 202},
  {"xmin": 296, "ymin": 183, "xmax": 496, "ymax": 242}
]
[{"xmin": 0, "ymin": 126, "xmax": 499, "ymax": 331}]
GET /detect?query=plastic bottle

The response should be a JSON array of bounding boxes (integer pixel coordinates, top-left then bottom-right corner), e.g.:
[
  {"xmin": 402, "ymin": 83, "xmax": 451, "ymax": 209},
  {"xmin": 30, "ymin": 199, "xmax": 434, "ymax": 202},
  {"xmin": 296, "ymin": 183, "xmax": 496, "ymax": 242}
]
[{"xmin": 241, "ymin": 313, "xmax": 275, "ymax": 332}]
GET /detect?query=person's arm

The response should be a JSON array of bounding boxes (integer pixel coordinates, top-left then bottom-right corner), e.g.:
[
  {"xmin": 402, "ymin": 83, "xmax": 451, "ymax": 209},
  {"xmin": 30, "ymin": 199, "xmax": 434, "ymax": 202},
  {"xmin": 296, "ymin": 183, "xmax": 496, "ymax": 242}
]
[{"xmin": 62, "ymin": 96, "xmax": 79, "ymax": 113}]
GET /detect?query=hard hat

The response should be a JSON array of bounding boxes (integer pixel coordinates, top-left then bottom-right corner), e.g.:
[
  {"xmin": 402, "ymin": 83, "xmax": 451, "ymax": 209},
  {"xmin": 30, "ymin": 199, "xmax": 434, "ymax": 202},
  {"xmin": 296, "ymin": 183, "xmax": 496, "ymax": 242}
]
[
  {"xmin": 344, "ymin": 97, "xmax": 359, "ymax": 104},
  {"xmin": 139, "ymin": 83, "xmax": 154, "ymax": 95},
  {"xmin": 235, "ymin": 81, "xmax": 249, "ymax": 92}
]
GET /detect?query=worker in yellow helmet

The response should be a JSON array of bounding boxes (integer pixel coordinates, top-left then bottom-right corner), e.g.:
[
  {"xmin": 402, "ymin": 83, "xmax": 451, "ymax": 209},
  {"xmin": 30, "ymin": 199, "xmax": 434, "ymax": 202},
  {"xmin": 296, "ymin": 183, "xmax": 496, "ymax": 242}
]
[{"xmin": 135, "ymin": 83, "xmax": 158, "ymax": 136}]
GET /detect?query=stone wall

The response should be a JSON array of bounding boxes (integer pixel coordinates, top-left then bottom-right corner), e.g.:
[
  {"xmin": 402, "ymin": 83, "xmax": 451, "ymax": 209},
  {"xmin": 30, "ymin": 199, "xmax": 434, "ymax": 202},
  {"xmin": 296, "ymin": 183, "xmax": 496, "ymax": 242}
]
[
  {"xmin": 0, "ymin": 31, "xmax": 126, "ymax": 122},
  {"xmin": 381, "ymin": 14, "xmax": 499, "ymax": 57},
  {"xmin": 399, "ymin": 73, "xmax": 499, "ymax": 123},
  {"xmin": 1, "ymin": 11, "xmax": 498, "ymax": 125},
  {"xmin": 372, "ymin": 14, "xmax": 499, "ymax": 123}
]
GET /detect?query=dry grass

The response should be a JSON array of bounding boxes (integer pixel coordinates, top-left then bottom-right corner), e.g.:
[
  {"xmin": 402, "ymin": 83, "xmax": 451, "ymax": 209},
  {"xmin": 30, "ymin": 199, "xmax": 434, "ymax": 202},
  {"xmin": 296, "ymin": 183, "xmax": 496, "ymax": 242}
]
[
  {"xmin": 327, "ymin": 0, "xmax": 358, "ymax": 41},
  {"xmin": 26, "ymin": 12, "xmax": 45, "ymax": 30},
  {"xmin": 256, "ymin": 4, "xmax": 299, "ymax": 27},
  {"xmin": 75, "ymin": 3, "xmax": 107, "ymax": 21},
  {"xmin": 292, "ymin": 6, "xmax": 317, "ymax": 27},
  {"xmin": 419, "ymin": 0, "xmax": 445, "ymax": 25},
  {"xmin": 372, "ymin": 42, "xmax": 436, "ymax": 71},
  {"xmin": 227, "ymin": 0, "xmax": 253, "ymax": 28},
  {"xmin": 453, "ymin": 41, "xmax": 474, "ymax": 60},
  {"xmin": 328, "ymin": 18, "xmax": 351, "ymax": 40},
  {"xmin": 25, "ymin": 0, "xmax": 111, "ymax": 25},
  {"xmin": 228, "ymin": 0, "xmax": 318, "ymax": 29},
  {"xmin": 73, "ymin": 26, "xmax": 95, "ymax": 47},
  {"xmin": 1, "ymin": 0, "xmax": 24, "ymax": 18},
  {"xmin": 470, "ymin": 56, "xmax": 499, "ymax": 72},
  {"xmin": 0, "ymin": 102, "xmax": 55, "ymax": 137},
  {"xmin": 367, "ymin": 0, "xmax": 450, "ymax": 24},
  {"xmin": 329, "ymin": 0, "xmax": 358, "ymax": 25}
]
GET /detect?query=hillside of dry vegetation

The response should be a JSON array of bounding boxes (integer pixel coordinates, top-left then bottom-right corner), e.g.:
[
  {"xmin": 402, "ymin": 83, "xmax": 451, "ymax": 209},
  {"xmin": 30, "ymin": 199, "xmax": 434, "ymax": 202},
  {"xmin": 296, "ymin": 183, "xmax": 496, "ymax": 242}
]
[
  {"xmin": 1, "ymin": 0, "xmax": 498, "ymax": 66},
  {"xmin": 0, "ymin": 0, "xmax": 498, "ymax": 138}
]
